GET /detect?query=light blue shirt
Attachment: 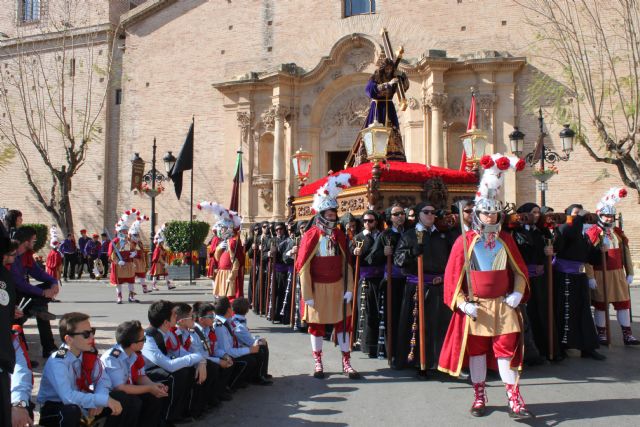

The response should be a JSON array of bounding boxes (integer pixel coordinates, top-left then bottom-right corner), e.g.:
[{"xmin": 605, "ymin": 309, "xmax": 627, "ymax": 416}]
[
  {"xmin": 37, "ymin": 346, "xmax": 111, "ymax": 409},
  {"xmin": 101, "ymin": 344, "xmax": 144, "ymax": 388},
  {"xmin": 141, "ymin": 328, "xmax": 203, "ymax": 373},
  {"xmin": 213, "ymin": 315, "xmax": 250, "ymax": 359},
  {"xmin": 231, "ymin": 314, "xmax": 257, "ymax": 348},
  {"xmin": 10, "ymin": 335, "xmax": 33, "ymax": 404},
  {"xmin": 190, "ymin": 324, "xmax": 221, "ymax": 364}
]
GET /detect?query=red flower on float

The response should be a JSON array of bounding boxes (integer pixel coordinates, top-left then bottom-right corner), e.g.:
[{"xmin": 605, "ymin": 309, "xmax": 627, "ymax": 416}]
[
  {"xmin": 496, "ymin": 157, "xmax": 511, "ymax": 171},
  {"xmin": 619, "ymin": 188, "xmax": 628, "ymax": 198},
  {"xmin": 479, "ymin": 155, "xmax": 494, "ymax": 169},
  {"xmin": 515, "ymin": 158, "xmax": 526, "ymax": 172}
]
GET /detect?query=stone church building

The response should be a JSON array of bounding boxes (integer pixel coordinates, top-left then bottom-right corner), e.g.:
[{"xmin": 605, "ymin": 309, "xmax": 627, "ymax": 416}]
[{"xmin": 1, "ymin": 0, "xmax": 638, "ymax": 258}]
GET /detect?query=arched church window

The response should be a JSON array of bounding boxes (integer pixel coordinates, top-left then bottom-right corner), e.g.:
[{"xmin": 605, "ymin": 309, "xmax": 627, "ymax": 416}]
[
  {"xmin": 344, "ymin": 0, "xmax": 375, "ymax": 18},
  {"xmin": 258, "ymin": 133, "xmax": 274, "ymax": 175}
]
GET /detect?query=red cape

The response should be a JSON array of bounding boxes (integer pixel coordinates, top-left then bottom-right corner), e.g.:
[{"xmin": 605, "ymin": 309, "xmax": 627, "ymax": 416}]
[
  {"xmin": 438, "ymin": 230, "xmax": 530, "ymax": 377},
  {"xmin": 585, "ymin": 225, "xmax": 628, "ymax": 246},
  {"xmin": 294, "ymin": 225, "xmax": 348, "ymax": 273}
]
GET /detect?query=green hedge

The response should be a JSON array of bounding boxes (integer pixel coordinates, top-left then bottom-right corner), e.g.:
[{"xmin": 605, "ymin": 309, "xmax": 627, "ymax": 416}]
[
  {"xmin": 164, "ymin": 221, "xmax": 210, "ymax": 252},
  {"xmin": 22, "ymin": 223, "xmax": 48, "ymax": 252}
]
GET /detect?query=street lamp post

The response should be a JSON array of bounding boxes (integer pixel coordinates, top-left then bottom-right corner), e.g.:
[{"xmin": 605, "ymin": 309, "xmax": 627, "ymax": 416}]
[
  {"xmin": 291, "ymin": 147, "xmax": 313, "ymax": 191},
  {"xmin": 508, "ymin": 108, "xmax": 576, "ymax": 206},
  {"xmin": 359, "ymin": 119, "xmax": 391, "ymax": 209},
  {"xmin": 131, "ymin": 142, "xmax": 177, "ymax": 254}
]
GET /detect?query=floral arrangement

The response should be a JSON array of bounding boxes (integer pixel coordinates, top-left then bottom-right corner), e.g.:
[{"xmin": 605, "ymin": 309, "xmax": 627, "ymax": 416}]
[
  {"xmin": 139, "ymin": 181, "xmax": 165, "ymax": 198},
  {"xmin": 532, "ymin": 165, "xmax": 558, "ymax": 182}
]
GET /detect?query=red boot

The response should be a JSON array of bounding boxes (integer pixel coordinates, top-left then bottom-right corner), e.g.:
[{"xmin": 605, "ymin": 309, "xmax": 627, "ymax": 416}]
[
  {"xmin": 470, "ymin": 382, "xmax": 487, "ymax": 417},
  {"xmin": 312, "ymin": 351, "xmax": 324, "ymax": 379},
  {"xmin": 342, "ymin": 352, "xmax": 361, "ymax": 379},
  {"xmin": 506, "ymin": 384, "xmax": 533, "ymax": 419}
]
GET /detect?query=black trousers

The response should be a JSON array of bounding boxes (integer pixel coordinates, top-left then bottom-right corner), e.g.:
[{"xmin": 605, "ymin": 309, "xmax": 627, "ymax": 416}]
[
  {"xmin": 17, "ymin": 283, "xmax": 56, "ymax": 356},
  {"xmin": 145, "ymin": 365, "xmax": 193, "ymax": 422},
  {"xmin": 100, "ymin": 254, "xmax": 109, "ymax": 278},
  {"xmin": 39, "ymin": 390, "xmax": 141, "ymax": 427},
  {"xmin": 0, "ymin": 370, "xmax": 10, "ymax": 427},
  {"xmin": 270, "ymin": 271, "xmax": 289, "ymax": 322},
  {"xmin": 76, "ymin": 255, "xmax": 93, "ymax": 278},
  {"xmin": 189, "ymin": 362, "xmax": 217, "ymax": 418},
  {"xmin": 229, "ymin": 354, "xmax": 258, "ymax": 389},
  {"xmin": 359, "ymin": 276, "xmax": 384, "ymax": 357},
  {"xmin": 134, "ymin": 392, "xmax": 165, "ymax": 427},
  {"xmin": 63, "ymin": 253, "xmax": 77, "ymax": 279}
]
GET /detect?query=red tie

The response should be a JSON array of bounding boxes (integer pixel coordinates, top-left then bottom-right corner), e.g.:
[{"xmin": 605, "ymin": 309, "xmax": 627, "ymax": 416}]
[
  {"xmin": 207, "ymin": 330, "xmax": 217, "ymax": 356},
  {"xmin": 166, "ymin": 328, "xmax": 181, "ymax": 352}
]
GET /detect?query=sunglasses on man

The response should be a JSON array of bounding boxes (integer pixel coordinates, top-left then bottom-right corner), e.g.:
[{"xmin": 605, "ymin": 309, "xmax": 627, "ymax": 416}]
[
  {"xmin": 68, "ymin": 328, "xmax": 97, "ymax": 339},
  {"xmin": 363, "ymin": 218, "xmax": 376, "ymax": 223},
  {"xmin": 391, "ymin": 212, "xmax": 405, "ymax": 217}
]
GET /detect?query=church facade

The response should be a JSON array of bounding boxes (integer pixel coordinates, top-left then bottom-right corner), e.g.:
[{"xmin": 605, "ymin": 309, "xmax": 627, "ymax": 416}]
[{"xmin": 1, "ymin": 0, "xmax": 638, "ymax": 259}]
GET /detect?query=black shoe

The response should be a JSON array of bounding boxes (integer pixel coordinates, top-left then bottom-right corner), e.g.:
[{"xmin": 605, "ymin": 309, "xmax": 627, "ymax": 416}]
[
  {"xmin": 36, "ymin": 311, "xmax": 56, "ymax": 321},
  {"xmin": 256, "ymin": 376, "xmax": 273, "ymax": 385},
  {"xmin": 263, "ymin": 374, "xmax": 273, "ymax": 380},
  {"xmin": 313, "ymin": 371, "xmax": 325, "ymax": 379},
  {"xmin": 581, "ymin": 349, "xmax": 606, "ymax": 361}
]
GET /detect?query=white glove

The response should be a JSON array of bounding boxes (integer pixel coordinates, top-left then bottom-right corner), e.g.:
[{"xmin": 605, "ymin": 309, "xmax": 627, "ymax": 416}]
[
  {"xmin": 344, "ymin": 291, "xmax": 353, "ymax": 304},
  {"xmin": 118, "ymin": 260, "xmax": 126, "ymax": 266},
  {"xmin": 389, "ymin": 77, "xmax": 399, "ymax": 85},
  {"xmin": 588, "ymin": 278, "xmax": 598, "ymax": 290},
  {"xmin": 130, "ymin": 251, "xmax": 137, "ymax": 258},
  {"xmin": 504, "ymin": 291, "xmax": 523, "ymax": 308},
  {"xmin": 627, "ymin": 275, "xmax": 634, "ymax": 285},
  {"xmin": 305, "ymin": 299, "xmax": 314, "ymax": 308},
  {"xmin": 457, "ymin": 301, "xmax": 477, "ymax": 318},
  {"xmin": 219, "ymin": 241, "xmax": 228, "ymax": 250}
]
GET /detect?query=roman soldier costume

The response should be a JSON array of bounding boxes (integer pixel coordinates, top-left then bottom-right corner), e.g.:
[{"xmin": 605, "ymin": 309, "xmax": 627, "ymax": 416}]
[
  {"xmin": 110, "ymin": 209, "xmax": 142, "ymax": 304},
  {"xmin": 207, "ymin": 222, "xmax": 221, "ymax": 280},
  {"xmin": 198, "ymin": 201, "xmax": 245, "ymax": 302},
  {"xmin": 45, "ymin": 226, "xmax": 63, "ymax": 280},
  {"xmin": 129, "ymin": 213, "xmax": 150, "ymax": 293},
  {"xmin": 585, "ymin": 188, "xmax": 638, "ymax": 345},
  {"xmin": 149, "ymin": 224, "xmax": 175, "ymax": 291},
  {"xmin": 295, "ymin": 174, "xmax": 359, "ymax": 379},
  {"xmin": 439, "ymin": 154, "xmax": 533, "ymax": 419}
]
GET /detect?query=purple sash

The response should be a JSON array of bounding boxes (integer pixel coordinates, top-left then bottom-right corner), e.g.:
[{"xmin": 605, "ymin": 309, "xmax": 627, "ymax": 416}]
[
  {"xmin": 552, "ymin": 258, "xmax": 584, "ymax": 275},
  {"xmin": 383, "ymin": 265, "xmax": 404, "ymax": 280},
  {"xmin": 359, "ymin": 265, "xmax": 384, "ymax": 279},
  {"xmin": 527, "ymin": 264, "xmax": 545, "ymax": 278},
  {"xmin": 274, "ymin": 263, "xmax": 289, "ymax": 273},
  {"xmin": 406, "ymin": 273, "xmax": 444, "ymax": 285}
]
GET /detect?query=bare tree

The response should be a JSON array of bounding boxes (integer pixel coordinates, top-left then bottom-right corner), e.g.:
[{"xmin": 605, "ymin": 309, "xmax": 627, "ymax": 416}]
[
  {"xmin": 0, "ymin": 0, "xmax": 119, "ymax": 233},
  {"xmin": 517, "ymin": 0, "xmax": 640, "ymax": 199}
]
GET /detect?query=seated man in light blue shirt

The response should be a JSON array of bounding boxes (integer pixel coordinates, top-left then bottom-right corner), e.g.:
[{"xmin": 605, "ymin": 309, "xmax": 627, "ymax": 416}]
[
  {"xmin": 231, "ymin": 297, "xmax": 271, "ymax": 380},
  {"xmin": 212, "ymin": 296, "xmax": 271, "ymax": 389},
  {"xmin": 141, "ymin": 300, "xmax": 206, "ymax": 424},
  {"xmin": 37, "ymin": 312, "xmax": 139, "ymax": 427},
  {"xmin": 102, "ymin": 320, "xmax": 168, "ymax": 427},
  {"xmin": 191, "ymin": 301, "xmax": 234, "ymax": 403},
  {"xmin": 10, "ymin": 328, "xmax": 34, "ymax": 427}
]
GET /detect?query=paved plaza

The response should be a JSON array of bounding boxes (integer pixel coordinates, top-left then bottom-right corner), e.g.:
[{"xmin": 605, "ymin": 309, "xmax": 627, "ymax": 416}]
[{"xmin": 21, "ymin": 279, "xmax": 640, "ymax": 426}]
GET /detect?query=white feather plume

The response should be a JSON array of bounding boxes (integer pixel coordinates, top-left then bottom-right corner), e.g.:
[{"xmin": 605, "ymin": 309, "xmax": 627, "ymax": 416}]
[{"xmin": 312, "ymin": 173, "xmax": 352, "ymax": 213}]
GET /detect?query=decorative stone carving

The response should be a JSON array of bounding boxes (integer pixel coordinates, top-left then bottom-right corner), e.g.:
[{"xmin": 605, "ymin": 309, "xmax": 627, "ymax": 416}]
[
  {"xmin": 476, "ymin": 94, "xmax": 496, "ymax": 110},
  {"xmin": 261, "ymin": 107, "xmax": 275, "ymax": 132},
  {"xmin": 321, "ymin": 86, "xmax": 370, "ymax": 139},
  {"xmin": 339, "ymin": 196, "xmax": 367, "ymax": 214},
  {"xmin": 423, "ymin": 177, "xmax": 449, "ymax": 210},
  {"xmin": 254, "ymin": 174, "xmax": 273, "ymax": 212},
  {"xmin": 408, "ymin": 97, "xmax": 420, "ymax": 110},
  {"xmin": 426, "ymin": 92, "xmax": 448, "ymax": 110},
  {"xmin": 314, "ymin": 85, "xmax": 325, "ymax": 95},
  {"xmin": 387, "ymin": 195, "xmax": 417, "ymax": 208},
  {"xmin": 332, "ymin": 70, "xmax": 342, "ymax": 80},
  {"xmin": 302, "ymin": 104, "xmax": 311, "ymax": 116},
  {"xmin": 237, "ymin": 111, "xmax": 252, "ymax": 142},
  {"xmin": 448, "ymin": 97, "xmax": 467, "ymax": 119},
  {"xmin": 347, "ymin": 48, "xmax": 374, "ymax": 72}
]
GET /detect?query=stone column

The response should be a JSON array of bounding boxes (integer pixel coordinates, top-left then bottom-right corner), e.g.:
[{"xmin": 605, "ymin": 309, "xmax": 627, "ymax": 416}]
[
  {"xmin": 272, "ymin": 105, "xmax": 287, "ymax": 221},
  {"xmin": 237, "ymin": 111, "xmax": 253, "ymax": 222},
  {"xmin": 427, "ymin": 92, "xmax": 447, "ymax": 167}
]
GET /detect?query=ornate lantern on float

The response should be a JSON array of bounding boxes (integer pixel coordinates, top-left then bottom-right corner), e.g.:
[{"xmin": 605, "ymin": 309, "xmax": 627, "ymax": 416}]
[{"xmin": 291, "ymin": 147, "xmax": 313, "ymax": 189}]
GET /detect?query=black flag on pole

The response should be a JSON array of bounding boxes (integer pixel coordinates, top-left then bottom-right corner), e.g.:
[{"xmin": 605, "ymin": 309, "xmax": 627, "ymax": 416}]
[{"xmin": 170, "ymin": 122, "xmax": 194, "ymax": 200}]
